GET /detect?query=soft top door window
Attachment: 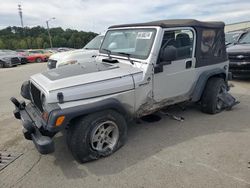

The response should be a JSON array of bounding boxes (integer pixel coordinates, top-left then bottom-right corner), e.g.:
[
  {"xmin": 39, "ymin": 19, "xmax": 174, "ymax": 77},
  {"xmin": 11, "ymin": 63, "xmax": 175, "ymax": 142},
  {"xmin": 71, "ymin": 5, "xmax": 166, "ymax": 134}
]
[{"xmin": 159, "ymin": 29, "xmax": 194, "ymax": 62}]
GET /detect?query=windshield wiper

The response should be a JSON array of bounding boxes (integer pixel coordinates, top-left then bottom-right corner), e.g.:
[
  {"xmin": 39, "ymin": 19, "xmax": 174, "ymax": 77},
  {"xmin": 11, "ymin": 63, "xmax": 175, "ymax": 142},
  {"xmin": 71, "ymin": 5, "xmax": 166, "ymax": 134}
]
[
  {"xmin": 117, "ymin": 52, "xmax": 134, "ymax": 65},
  {"xmin": 101, "ymin": 48, "xmax": 119, "ymax": 63}
]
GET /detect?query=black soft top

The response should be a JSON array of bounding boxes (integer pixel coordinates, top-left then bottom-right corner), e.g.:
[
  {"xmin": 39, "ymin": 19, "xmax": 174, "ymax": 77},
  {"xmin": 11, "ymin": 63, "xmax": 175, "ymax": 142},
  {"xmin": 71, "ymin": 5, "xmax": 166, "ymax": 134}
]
[{"xmin": 109, "ymin": 19, "xmax": 224, "ymax": 29}]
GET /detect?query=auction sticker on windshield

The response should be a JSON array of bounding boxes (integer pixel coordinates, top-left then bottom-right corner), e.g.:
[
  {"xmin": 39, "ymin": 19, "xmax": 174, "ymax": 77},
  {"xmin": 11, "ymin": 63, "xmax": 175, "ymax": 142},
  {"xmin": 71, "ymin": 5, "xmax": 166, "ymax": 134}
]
[{"xmin": 137, "ymin": 32, "xmax": 152, "ymax": 39}]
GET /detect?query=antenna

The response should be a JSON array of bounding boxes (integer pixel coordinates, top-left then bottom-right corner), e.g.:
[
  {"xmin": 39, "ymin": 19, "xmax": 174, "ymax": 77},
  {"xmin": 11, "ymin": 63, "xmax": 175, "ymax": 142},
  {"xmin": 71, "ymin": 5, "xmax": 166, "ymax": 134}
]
[{"xmin": 18, "ymin": 4, "xmax": 24, "ymax": 28}]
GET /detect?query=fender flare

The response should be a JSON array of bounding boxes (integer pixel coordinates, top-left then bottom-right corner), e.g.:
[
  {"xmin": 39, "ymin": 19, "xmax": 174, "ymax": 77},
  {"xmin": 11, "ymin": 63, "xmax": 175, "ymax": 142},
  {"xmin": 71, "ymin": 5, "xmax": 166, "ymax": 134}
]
[
  {"xmin": 191, "ymin": 68, "xmax": 227, "ymax": 102},
  {"xmin": 47, "ymin": 98, "xmax": 130, "ymax": 131}
]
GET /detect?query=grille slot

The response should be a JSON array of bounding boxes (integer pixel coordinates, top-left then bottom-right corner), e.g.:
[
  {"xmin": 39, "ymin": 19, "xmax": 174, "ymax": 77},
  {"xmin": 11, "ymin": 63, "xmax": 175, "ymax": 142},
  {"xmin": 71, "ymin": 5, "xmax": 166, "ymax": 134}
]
[{"xmin": 30, "ymin": 83, "xmax": 43, "ymax": 112}]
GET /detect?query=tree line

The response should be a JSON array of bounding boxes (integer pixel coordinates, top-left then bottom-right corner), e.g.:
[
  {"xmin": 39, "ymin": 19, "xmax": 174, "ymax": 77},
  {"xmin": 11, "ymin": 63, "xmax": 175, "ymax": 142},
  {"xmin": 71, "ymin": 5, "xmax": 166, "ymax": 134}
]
[{"xmin": 0, "ymin": 26, "xmax": 98, "ymax": 50}]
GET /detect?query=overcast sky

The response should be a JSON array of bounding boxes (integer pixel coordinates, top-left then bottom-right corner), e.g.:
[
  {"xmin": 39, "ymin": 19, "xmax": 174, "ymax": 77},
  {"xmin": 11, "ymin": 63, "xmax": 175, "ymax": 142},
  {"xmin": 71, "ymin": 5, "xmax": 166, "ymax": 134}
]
[{"xmin": 0, "ymin": 0, "xmax": 250, "ymax": 33}]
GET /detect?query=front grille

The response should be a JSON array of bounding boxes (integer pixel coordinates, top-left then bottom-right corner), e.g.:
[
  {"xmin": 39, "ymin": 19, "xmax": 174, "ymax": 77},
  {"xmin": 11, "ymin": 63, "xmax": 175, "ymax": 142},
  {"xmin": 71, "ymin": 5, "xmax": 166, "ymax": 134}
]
[
  {"xmin": 229, "ymin": 63, "xmax": 250, "ymax": 70},
  {"xmin": 47, "ymin": 59, "xmax": 57, "ymax": 69},
  {"xmin": 11, "ymin": 57, "xmax": 20, "ymax": 65},
  {"xmin": 30, "ymin": 82, "xmax": 43, "ymax": 112},
  {"xmin": 228, "ymin": 53, "xmax": 250, "ymax": 62}
]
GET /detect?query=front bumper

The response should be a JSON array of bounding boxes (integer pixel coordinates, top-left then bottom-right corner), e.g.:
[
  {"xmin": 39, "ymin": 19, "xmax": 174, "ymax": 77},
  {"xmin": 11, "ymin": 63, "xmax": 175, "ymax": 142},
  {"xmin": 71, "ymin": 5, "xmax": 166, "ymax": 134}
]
[
  {"xmin": 229, "ymin": 61, "xmax": 250, "ymax": 77},
  {"xmin": 10, "ymin": 97, "xmax": 55, "ymax": 154}
]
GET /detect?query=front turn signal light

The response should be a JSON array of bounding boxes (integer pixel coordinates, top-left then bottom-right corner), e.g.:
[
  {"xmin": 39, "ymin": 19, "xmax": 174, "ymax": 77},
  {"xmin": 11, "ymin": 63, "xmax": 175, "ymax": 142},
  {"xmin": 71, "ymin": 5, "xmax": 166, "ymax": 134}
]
[{"xmin": 55, "ymin": 116, "xmax": 65, "ymax": 127}]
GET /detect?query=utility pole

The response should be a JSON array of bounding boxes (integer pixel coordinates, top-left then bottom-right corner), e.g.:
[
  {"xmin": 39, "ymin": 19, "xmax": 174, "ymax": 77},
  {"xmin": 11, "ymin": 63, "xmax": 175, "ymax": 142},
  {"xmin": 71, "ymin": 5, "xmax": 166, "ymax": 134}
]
[
  {"xmin": 18, "ymin": 4, "xmax": 28, "ymax": 49},
  {"xmin": 18, "ymin": 4, "xmax": 24, "ymax": 28},
  {"xmin": 46, "ymin": 17, "xmax": 55, "ymax": 48}
]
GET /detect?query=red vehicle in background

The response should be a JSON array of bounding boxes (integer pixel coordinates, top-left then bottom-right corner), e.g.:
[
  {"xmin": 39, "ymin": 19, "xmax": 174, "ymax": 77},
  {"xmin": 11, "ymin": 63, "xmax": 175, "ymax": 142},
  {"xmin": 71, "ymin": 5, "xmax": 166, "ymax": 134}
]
[{"xmin": 20, "ymin": 50, "xmax": 49, "ymax": 63}]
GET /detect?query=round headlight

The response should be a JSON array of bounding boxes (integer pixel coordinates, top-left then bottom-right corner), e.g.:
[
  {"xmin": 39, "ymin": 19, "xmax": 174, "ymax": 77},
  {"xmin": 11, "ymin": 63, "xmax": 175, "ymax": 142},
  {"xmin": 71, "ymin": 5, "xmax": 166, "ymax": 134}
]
[{"xmin": 21, "ymin": 81, "xmax": 31, "ymax": 100}]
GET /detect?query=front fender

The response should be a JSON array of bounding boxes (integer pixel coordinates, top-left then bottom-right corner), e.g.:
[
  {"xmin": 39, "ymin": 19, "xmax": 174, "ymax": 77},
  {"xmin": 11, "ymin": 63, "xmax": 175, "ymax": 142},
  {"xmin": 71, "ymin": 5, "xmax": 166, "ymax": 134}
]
[{"xmin": 46, "ymin": 98, "xmax": 129, "ymax": 132}]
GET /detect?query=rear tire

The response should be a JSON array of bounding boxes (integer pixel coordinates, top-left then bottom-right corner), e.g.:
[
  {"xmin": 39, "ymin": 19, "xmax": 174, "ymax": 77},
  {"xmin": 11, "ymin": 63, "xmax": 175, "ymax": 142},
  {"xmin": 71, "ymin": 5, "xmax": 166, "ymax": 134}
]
[
  {"xmin": 67, "ymin": 110, "xmax": 127, "ymax": 163},
  {"xmin": 36, "ymin": 58, "xmax": 42, "ymax": 63},
  {"xmin": 201, "ymin": 77, "xmax": 227, "ymax": 114}
]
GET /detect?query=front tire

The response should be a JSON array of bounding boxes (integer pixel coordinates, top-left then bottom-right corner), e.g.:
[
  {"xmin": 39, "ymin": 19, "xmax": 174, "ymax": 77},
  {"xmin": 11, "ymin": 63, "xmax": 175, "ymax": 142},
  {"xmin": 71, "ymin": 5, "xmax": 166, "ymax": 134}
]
[
  {"xmin": 67, "ymin": 110, "xmax": 127, "ymax": 163},
  {"xmin": 201, "ymin": 77, "xmax": 227, "ymax": 114}
]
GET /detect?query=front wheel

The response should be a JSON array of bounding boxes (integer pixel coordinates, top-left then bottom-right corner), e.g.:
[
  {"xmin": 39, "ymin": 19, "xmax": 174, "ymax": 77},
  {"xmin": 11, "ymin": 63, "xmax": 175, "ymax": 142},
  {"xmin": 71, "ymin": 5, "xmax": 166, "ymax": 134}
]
[
  {"xmin": 201, "ymin": 77, "xmax": 227, "ymax": 114},
  {"xmin": 67, "ymin": 110, "xmax": 127, "ymax": 163},
  {"xmin": 36, "ymin": 57, "xmax": 42, "ymax": 63}
]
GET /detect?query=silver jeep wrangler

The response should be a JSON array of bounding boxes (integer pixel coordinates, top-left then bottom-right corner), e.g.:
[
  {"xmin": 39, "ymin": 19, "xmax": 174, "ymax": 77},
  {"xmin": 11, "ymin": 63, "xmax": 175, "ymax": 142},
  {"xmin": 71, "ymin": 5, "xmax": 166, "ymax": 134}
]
[{"xmin": 11, "ymin": 19, "xmax": 236, "ymax": 163}]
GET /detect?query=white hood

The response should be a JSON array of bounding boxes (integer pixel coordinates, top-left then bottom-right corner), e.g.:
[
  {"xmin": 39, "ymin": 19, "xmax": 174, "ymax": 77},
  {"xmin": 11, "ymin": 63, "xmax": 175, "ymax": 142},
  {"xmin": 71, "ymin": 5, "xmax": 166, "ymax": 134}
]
[{"xmin": 31, "ymin": 61, "xmax": 143, "ymax": 103}]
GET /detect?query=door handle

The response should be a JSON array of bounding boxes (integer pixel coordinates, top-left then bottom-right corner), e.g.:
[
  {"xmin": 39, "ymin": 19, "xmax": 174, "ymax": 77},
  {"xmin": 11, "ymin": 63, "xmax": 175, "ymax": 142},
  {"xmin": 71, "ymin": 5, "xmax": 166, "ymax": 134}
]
[{"xmin": 185, "ymin": 60, "xmax": 192, "ymax": 69}]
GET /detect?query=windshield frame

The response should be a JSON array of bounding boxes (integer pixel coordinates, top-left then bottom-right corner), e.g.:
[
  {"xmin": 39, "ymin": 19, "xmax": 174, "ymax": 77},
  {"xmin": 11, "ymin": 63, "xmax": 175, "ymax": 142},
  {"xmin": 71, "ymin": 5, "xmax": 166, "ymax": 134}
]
[
  {"xmin": 238, "ymin": 31, "xmax": 250, "ymax": 44},
  {"xmin": 99, "ymin": 27, "xmax": 157, "ymax": 60}
]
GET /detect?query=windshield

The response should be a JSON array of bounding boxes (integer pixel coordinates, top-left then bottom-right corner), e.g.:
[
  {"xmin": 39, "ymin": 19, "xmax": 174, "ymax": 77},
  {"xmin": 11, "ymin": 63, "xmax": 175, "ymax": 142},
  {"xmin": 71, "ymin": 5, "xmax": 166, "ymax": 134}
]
[
  {"xmin": 239, "ymin": 32, "xmax": 250, "ymax": 44},
  {"xmin": 84, "ymin": 35, "xmax": 104, "ymax": 50},
  {"xmin": 225, "ymin": 32, "xmax": 241, "ymax": 44},
  {"xmin": 100, "ymin": 28, "xmax": 156, "ymax": 60}
]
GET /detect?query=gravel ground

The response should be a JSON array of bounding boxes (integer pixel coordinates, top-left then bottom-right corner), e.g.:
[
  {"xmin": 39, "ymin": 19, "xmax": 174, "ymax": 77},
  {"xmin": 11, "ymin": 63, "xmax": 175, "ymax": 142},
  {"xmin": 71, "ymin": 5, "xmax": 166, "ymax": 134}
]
[{"xmin": 0, "ymin": 63, "xmax": 250, "ymax": 188}]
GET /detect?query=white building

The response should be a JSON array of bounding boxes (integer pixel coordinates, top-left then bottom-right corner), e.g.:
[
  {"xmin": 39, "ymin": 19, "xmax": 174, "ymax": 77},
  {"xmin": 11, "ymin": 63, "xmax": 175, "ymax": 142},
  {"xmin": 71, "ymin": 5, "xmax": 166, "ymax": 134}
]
[{"xmin": 225, "ymin": 21, "xmax": 250, "ymax": 32}]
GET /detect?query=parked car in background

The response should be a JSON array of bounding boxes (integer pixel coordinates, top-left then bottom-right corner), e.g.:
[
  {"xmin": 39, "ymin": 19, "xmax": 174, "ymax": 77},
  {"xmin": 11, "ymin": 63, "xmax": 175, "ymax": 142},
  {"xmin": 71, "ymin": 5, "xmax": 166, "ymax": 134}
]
[
  {"xmin": 41, "ymin": 49, "xmax": 55, "ymax": 58},
  {"xmin": 227, "ymin": 30, "xmax": 250, "ymax": 78},
  {"xmin": 225, "ymin": 30, "xmax": 246, "ymax": 47},
  {"xmin": 0, "ymin": 50, "xmax": 21, "ymax": 68},
  {"xmin": 24, "ymin": 50, "xmax": 49, "ymax": 63},
  {"xmin": 2, "ymin": 50, "xmax": 27, "ymax": 64},
  {"xmin": 47, "ymin": 34, "xmax": 104, "ymax": 69}
]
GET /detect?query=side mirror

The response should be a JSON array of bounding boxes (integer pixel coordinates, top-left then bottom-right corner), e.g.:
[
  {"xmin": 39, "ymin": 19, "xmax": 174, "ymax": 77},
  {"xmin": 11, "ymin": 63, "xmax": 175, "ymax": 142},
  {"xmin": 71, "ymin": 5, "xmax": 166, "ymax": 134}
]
[
  {"xmin": 154, "ymin": 46, "xmax": 177, "ymax": 74},
  {"xmin": 159, "ymin": 46, "xmax": 177, "ymax": 63}
]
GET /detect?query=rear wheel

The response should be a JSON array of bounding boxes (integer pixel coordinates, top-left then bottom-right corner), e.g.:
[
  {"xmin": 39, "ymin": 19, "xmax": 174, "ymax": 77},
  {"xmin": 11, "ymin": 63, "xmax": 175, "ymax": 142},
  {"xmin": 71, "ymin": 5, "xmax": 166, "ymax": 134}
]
[
  {"xmin": 201, "ymin": 77, "xmax": 227, "ymax": 114},
  {"xmin": 67, "ymin": 110, "xmax": 127, "ymax": 163},
  {"xmin": 36, "ymin": 57, "xmax": 42, "ymax": 63}
]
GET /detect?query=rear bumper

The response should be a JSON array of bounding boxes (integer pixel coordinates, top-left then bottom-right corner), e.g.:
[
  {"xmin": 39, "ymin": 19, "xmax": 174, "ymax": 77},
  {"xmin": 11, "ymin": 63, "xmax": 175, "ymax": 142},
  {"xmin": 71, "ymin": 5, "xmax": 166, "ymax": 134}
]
[{"xmin": 11, "ymin": 97, "xmax": 55, "ymax": 154}]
